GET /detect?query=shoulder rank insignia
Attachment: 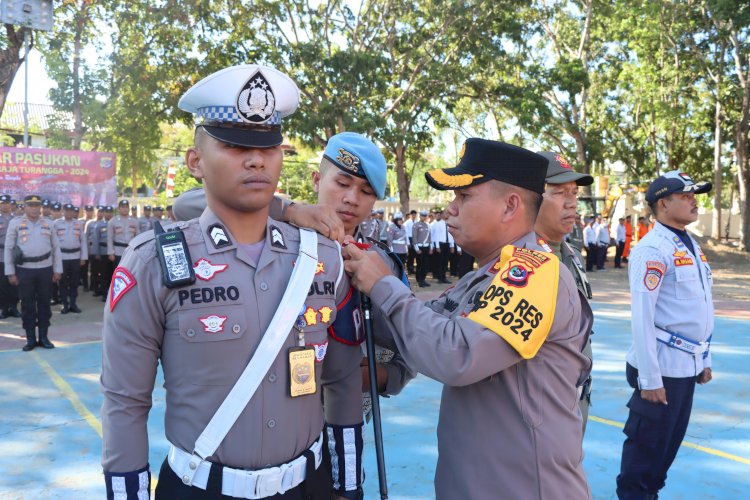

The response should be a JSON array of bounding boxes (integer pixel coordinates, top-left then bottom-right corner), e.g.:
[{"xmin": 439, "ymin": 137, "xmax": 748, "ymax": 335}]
[{"xmin": 468, "ymin": 246, "xmax": 558, "ymax": 359}]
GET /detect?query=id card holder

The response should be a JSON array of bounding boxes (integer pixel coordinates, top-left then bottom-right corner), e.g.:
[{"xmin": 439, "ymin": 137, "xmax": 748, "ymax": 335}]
[{"xmin": 289, "ymin": 346, "xmax": 317, "ymax": 397}]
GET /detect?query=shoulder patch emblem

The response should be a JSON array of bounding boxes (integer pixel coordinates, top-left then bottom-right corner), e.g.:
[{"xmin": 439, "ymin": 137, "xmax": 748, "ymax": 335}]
[
  {"xmin": 644, "ymin": 261, "xmax": 665, "ymax": 291},
  {"xmin": 199, "ymin": 315, "xmax": 228, "ymax": 333},
  {"xmin": 109, "ymin": 267, "xmax": 136, "ymax": 311},
  {"xmin": 193, "ymin": 258, "xmax": 228, "ymax": 281},
  {"xmin": 270, "ymin": 226, "xmax": 286, "ymax": 249},
  {"xmin": 208, "ymin": 224, "xmax": 232, "ymax": 248},
  {"xmin": 308, "ymin": 341, "xmax": 328, "ymax": 363},
  {"xmin": 468, "ymin": 245, "xmax": 558, "ymax": 359}
]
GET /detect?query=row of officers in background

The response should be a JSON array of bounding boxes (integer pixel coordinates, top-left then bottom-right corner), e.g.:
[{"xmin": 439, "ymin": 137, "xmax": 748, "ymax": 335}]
[
  {"xmin": 360, "ymin": 208, "xmax": 477, "ymax": 287},
  {"xmin": 0, "ymin": 194, "xmax": 176, "ymax": 351}
]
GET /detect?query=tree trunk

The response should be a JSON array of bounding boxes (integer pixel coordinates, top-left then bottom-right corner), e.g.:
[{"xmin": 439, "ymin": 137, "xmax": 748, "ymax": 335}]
[
  {"xmin": 72, "ymin": 13, "xmax": 85, "ymax": 150},
  {"xmin": 0, "ymin": 25, "xmax": 29, "ymax": 120},
  {"xmin": 395, "ymin": 137, "xmax": 409, "ymax": 215},
  {"xmin": 712, "ymin": 97, "xmax": 722, "ymax": 239}
]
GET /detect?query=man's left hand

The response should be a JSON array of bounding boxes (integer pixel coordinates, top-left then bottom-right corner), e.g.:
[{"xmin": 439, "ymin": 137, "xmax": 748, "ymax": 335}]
[
  {"xmin": 342, "ymin": 243, "xmax": 390, "ymax": 295},
  {"xmin": 287, "ymin": 203, "xmax": 345, "ymax": 243},
  {"xmin": 52, "ymin": 273, "xmax": 61, "ymax": 283},
  {"xmin": 697, "ymin": 367, "xmax": 712, "ymax": 385}
]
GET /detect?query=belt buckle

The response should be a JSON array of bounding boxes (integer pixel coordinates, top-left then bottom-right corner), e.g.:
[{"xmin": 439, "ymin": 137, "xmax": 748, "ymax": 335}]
[{"xmin": 254, "ymin": 466, "xmax": 283, "ymax": 498}]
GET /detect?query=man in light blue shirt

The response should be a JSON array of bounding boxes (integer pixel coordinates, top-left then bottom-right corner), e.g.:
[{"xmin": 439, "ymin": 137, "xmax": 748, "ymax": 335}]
[{"xmin": 617, "ymin": 171, "xmax": 714, "ymax": 500}]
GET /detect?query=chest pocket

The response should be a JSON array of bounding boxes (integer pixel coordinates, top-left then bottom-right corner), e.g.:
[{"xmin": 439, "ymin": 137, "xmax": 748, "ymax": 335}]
[
  {"xmin": 177, "ymin": 303, "xmax": 247, "ymax": 343},
  {"xmin": 674, "ymin": 264, "xmax": 702, "ymax": 300}
]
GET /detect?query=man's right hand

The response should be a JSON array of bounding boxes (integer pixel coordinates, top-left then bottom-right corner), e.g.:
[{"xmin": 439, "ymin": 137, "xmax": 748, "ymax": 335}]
[
  {"xmin": 640, "ymin": 387, "xmax": 668, "ymax": 405},
  {"xmin": 287, "ymin": 203, "xmax": 345, "ymax": 243},
  {"xmin": 108, "ymin": 255, "xmax": 115, "ymax": 262},
  {"xmin": 8, "ymin": 275, "xmax": 18, "ymax": 286}
]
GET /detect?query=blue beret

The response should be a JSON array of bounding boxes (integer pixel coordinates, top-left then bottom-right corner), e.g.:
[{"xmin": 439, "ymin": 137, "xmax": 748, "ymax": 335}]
[{"xmin": 323, "ymin": 132, "xmax": 387, "ymax": 199}]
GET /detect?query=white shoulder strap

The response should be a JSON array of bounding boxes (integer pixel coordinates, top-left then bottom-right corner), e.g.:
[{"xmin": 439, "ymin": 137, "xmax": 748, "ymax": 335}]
[{"xmin": 190, "ymin": 228, "xmax": 318, "ymax": 467}]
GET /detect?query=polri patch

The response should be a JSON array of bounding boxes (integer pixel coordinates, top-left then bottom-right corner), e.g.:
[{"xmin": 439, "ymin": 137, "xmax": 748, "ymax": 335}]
[
  {"xmin": 199, "ymin": 314, "xmax": 228, "ymax": 333},
  {"xmin": 194, "ymin": 258, "xmax": 228, "ymax": 281},
  {"xmin": 236, "ymin": 70, "xmax": 276, "ymax": 124},
  {"xmin": 308, "ymin": 341, "xmax": 328, "ymax": 363},
  {"xmin": 109, "ymin": 267, "xmax": 136, "ymax": 311}
]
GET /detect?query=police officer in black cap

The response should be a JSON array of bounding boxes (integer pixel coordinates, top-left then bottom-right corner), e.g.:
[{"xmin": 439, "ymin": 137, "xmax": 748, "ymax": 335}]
[
  {"xmin": 4, "ymin": 195, "xmax": 62, "ymax": 350},
  {"xmin": 0, "ymin": 194, "xmax": 21, "ymax": 318},
  {"xmin": 53, "ymin": 203, "xmax": 88, "ymax": 313}
]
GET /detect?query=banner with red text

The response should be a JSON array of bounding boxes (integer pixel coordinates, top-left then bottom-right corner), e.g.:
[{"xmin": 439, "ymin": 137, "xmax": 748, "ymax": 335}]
[{"xmin": 0, "ymin": 147, "xmax": 117, "ymax": 206}]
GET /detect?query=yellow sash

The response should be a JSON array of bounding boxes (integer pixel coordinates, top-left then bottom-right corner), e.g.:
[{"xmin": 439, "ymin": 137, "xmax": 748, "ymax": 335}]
[{"xmin": 467, "ymin": 245, "xmax": 559, "ymax": 359}]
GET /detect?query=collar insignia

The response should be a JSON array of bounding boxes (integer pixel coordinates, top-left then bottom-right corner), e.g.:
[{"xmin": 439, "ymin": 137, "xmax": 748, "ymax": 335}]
[
  {"xmin": 194, "ymin": 258, "xmax": 228, "ymax": 281},
  {"xmin": 236, "ymin": 70, "xmax": 275, "ymax": 124},
  {"xmin": 208, "ymin": 224, "xmax": 232, "ymax": 248},
  {"xmin": 271, "ymin": 225, "xmax": 286, "ymax": 249}
]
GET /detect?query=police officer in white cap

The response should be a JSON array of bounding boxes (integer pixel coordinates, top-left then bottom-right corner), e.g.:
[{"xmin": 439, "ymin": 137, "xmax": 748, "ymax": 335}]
[
  {"xmin": 617, "ymin": 170, "xmax": 714, "ymax": 499},
  {"xmin": 101, "ymin": 65, "xmax": 364, "ymax": 500}
]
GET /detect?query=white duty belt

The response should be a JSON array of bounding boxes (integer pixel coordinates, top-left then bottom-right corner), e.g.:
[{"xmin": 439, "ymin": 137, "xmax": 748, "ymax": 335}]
[
  {"xmin": 174, "ymin": 228, "xmax": 319, "ymax": 491},
  {"xmin": 168, "ymin": 433, "xmax": 323, "ymax": 499},
  {"xmin": 655, "ymin": 326, "xmax": 710, "ymax": 355}
]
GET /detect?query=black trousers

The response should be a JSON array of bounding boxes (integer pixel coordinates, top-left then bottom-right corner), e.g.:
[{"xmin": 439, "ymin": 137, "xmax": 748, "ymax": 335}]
[
  {"xmin": 17, "ymin": 266, "xmax": 53, "ymax": 331},
  {"xmin": 60, "ymin": 259, "xmax": 81, "ymax": 305},
  {"xmin": 586, "ymin": 244, "xmax": 596, "ymax": 271},
  {"xmin": 415, "ymin": 247, "xmax": 430, "ymax": 283},
  {"xmin": 406, "ymin": 244, "xmax": 416, "ymax": 274},
  {"xmin": 457, "ymin": 252, "xmax": 475, "ymax": 278},
  {"xmin": 155, "ymin": 451, "xmax": 332, "ymax": 500},
  {"xmin": 616, "ymin": 363, "xmax": 697, "ymax": 499},
  {"xmin": 449, "ymin": 249, "xmax": 460, "ymax": 276},
  {"xmin": 80, "ymin": 259, "xmax": 89, "ymax": 288},
  {"xmin": 101, "ymin": 256, "xmax": 118, "ymax": 295},
  {"xmin": 431, "ymin": 243, "xmax": 450, "ymax": 280},
  {"xmin": 596, "ymin": 245, "xmax": 607, "ymax": 270},
  {"xmin": 0, "ymin": 269, "xmax": 19, "ymax": 311},
  {"xmin": 615, "ymin": 242, "xmax": 625, "ymax": 268}
]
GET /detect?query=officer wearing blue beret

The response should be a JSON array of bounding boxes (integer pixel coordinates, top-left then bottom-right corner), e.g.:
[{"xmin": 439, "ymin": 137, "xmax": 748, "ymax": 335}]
[{"xmin": 616, "ymin": 171, "xmax": 714, "ymax": 499}]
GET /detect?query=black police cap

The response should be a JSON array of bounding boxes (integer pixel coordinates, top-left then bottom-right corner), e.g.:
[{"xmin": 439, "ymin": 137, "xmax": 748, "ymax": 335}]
[
  {"xmin": 0, "ymin": 194, "xmax": 10, "ymax": 203},
  {"xmin": 425, "ymin": 138, "xmax": 548, "ymax": 194},
  {"xmin": 25, "ymin": 194, "xmax": 43, "ymax": 204},
  {"xmin": 119, "ymin": 199, "xmax": 130, "ymax": 207}
]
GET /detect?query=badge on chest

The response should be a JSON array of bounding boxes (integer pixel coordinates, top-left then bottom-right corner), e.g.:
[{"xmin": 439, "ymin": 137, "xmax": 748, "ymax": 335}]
[{"xmin": 289, "ymin": 306, "xmax": 318, "ymax": 397}]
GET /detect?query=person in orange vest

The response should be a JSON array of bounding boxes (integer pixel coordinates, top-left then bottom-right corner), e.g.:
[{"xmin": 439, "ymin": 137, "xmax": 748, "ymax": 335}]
[
  {"xmin": 623, "ymin": 215, "xmax": 633, "ymax": 262},
  {"xmin": 636, "ymin": 216, "xmax": 650, "ymax": 242}
]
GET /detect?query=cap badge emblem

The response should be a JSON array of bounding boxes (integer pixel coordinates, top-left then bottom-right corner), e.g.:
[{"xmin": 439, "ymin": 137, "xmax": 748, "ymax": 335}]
[
  {"xmin": 236, "ymin": 70, "xmax": 276, "ymax": 123},
  {"xmin": 556, "ymin": 154, "xmax": 572, "ymax": 170},
  {"xmin": 336, "ymin": 149, "xmax": 360, "ymax": 173}
]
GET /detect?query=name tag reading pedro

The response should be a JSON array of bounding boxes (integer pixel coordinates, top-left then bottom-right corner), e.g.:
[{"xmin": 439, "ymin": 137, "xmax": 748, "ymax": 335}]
[
  {"xmin": 468, "ymin": 246, "xmax": 559, "ymax": 359},
  {"xmin": 289, "ymin": 346, "xmax": 317, "ymax": 397}
]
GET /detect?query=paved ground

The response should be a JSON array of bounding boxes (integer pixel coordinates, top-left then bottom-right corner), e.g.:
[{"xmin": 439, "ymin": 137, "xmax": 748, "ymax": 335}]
[{"xmin": 0, "ymin": 269, "xmax": 748, "ymax": 499}]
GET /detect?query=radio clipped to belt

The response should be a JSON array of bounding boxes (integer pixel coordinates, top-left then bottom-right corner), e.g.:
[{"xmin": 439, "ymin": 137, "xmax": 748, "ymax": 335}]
[{"xmin": 153, "ymin": 221, "xmax": 196, "ymax": 288}]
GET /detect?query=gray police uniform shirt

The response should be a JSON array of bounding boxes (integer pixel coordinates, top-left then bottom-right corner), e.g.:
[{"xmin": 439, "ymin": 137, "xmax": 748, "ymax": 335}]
[
  {"xmin": 107, "ymin": 215, "xmax": 140, "ymax": 256},
  {"xmin": 358, "ymin": 218, "xmax": 378, "ymax": 240},
  {"xmin": 411, "ymin": 221, "xmax": 431, "ymax": 251},
  {"xmin": 386, "ymin": 223, "xmax": 408, "ymax": 254},
  {"xmin": 4, "ymin": 216, "xmax": 63, "ymax": 275},
  {"xmin": 53, "ymin": 218, "xmax": 88, "ymax": 261},
  {"xmin": 101, "ymin": 208, "xmax": 362, "ymax": 472},
  {"xmin": 94, "ymin": 220, "xmax": 109, "ymax": 257},
  {"xmin": 137, "ymin": 216, "xmax": 153, "ymax": 233},
  {"xmin": 85, "ymin": 219, "xmax": 99, "ymax": 257},
  {"xmin": 0, "ymin": 213, "xmax": 12, "ymax": 263},
  {"xmin": 626, "ymin": 221, "xmax": 713, "ymax": 389},
  {"xmin": 368, "ymin": 231, "xmax": 592, "ymax": 500}
]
